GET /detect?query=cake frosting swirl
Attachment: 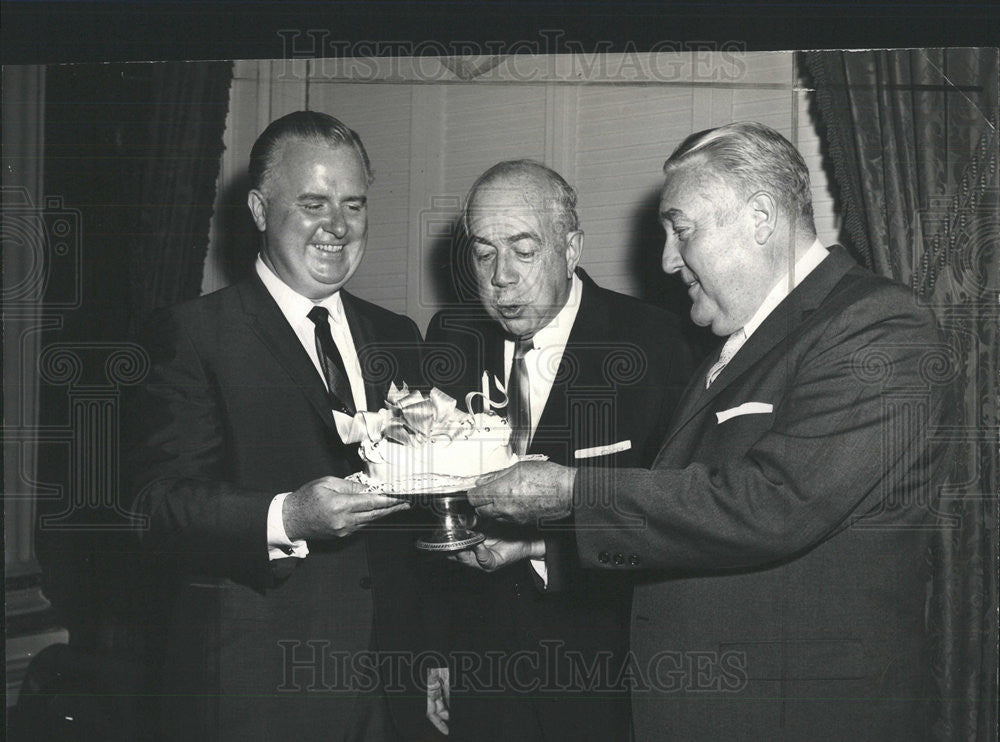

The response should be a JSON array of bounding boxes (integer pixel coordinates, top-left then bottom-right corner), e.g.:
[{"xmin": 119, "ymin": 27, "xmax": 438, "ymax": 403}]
[{"xmin": 350, "ymin": 382, "xmax": 516, "ymax": 488}]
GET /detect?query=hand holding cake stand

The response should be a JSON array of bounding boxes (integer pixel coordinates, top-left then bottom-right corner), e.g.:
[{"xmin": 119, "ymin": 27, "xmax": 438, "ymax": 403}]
[
  {"xmin": 349, "ymin": 476, "xmax": 489, "ymax": 552},
  {"xmin": 415, "ymin": 488, "xmax": 483, "ymax": 552},
  {"xmin": 350, "ymin": 466, "xmax": 547, "ymax": 552},
  {"xmin": 344, "ymin": 379, "xmax": 540, "ymax": 552}
]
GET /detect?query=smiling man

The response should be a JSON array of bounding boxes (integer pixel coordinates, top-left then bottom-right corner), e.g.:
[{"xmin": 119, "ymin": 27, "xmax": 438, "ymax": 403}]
[
  {"xmin": 248, "ymin": 137, "xmax": 369, "ymax": 301},
  {"xmin": 126, "ymin": 111, "xmax": 426, "ymax": 742},
  {"xmin": 467, "ymin": 124, "xmax": 956, "ymax": 740},
  {"xmin": 423, "ymin": 160, "xmax": 693, "ymax": 742}
]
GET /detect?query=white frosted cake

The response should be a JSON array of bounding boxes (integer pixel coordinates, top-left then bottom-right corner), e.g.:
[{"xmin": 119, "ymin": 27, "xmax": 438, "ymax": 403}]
[
  {"xmin": 361, "ymin": 411, "xmax": 515, "ymax": 486},
  {"xmin": 350, "ymin": 382, "xmax": 516, "ymax": 490}
]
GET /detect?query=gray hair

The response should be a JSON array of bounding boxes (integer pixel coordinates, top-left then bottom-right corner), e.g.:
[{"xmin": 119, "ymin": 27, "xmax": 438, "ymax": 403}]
[
  {"xmin": 462, "ymin": 159, "xmax": 580, "ymax": 237},
  {"xmin": 663, "ymin": 122, "xmax": 815, "ymax": 231}
]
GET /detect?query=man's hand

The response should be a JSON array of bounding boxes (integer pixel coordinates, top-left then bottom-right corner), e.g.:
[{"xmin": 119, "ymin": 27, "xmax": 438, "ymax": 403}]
[
  {"xmin": 426, "ymin": 666, "xmax": 449, "ymax": 735},
  {"xmin": 283, "ymin": 476, "xmax": 409, "ymax": 540},
  {"xmin": 468, "ymin": 460, "xmax": 576, "ymax": 525},
  {"xmin": 449, "ymin": 536, "xmax": 544, "ymax": 572}
]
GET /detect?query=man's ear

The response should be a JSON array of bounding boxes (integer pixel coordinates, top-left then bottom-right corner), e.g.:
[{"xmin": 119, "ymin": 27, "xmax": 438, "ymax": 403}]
[
  {"xmin": 748, "ymin": 191, "xmax": 777, "ymax": 245},
  {"xmin": 248, "ymin": 189, "xmax": 267, "ymax": 232},
  {"xmin": 564, "ymin": 230, "xmax": 584, "ymax": 277}
]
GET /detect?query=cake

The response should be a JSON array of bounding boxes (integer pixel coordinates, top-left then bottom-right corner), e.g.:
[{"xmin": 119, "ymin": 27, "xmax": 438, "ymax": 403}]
[
  {"xmin": 361, "ymin": 411, "xmax": 515, "ymax": 485},
  {"xmin": 353, "ymin": 382, "xmax": 516, "ymax": 489}
]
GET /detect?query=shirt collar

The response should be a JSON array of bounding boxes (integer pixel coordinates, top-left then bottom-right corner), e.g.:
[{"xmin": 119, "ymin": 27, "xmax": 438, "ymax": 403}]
[
  {"xmin": 741, "ymin": 239, "xmax": 828, "ymax": 340},
  {"xmin": 255, "ymin": 254, "xmax": 346, "ymax": 324},
  {"xmin": 526, "ymin": 272, "xmax": 583, "ymax": 351}
]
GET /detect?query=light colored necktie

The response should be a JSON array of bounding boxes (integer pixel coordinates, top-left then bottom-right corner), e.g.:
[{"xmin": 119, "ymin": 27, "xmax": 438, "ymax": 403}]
[
  {"xmin": 507, "ymin": 336, "xmax": 534, "ymax": 456},
  {"xmin": 705, "ymin": 329, "xmax": 747, "ymax": 389}
]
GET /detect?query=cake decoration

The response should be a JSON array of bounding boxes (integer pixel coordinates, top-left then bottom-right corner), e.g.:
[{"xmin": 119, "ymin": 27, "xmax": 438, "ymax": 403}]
[{"xmin": 346, "ymin": 375, "xmax": 518, "ymax": 491}]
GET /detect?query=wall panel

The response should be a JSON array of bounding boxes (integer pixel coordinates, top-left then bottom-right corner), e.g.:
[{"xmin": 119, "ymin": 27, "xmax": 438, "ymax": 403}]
[
  {"xmin": 203, "ymin": 53, "xmax": 844, "ymax": 331},
  {"xmin": 575, "ymin": 85, "xmax": 696, "ymax": 295},
  {"xmin": 307, "ymin": 82, "xmax": 414, "ymax": 314}
]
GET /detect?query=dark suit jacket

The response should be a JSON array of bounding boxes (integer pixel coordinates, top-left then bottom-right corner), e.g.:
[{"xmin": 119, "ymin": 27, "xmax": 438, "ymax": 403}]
[
  {"xmin": 574, "ymin": 247, "xmax": 955, "ymax": 740},
  {"xmin": 424, "ymin": 269, "xmax": 694, "ymax": 742},
  {"xmin": 125, "ymin": 275, "xmax": 428, "ymax": 742}
]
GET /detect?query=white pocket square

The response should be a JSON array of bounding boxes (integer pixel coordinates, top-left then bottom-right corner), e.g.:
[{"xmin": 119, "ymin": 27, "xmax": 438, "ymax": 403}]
[
  {"xmin": 574, "ymin": 440, "xmax": 632, "ymax": 459},
  {"xmin": 716, "ymin": 402, "xmax": 773, "ymax": 424}
]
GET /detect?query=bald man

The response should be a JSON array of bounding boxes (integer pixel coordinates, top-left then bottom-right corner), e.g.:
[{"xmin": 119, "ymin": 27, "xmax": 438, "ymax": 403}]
[{"xmin": 423, "ymin": 160, "xmax": 695, "ymax": 742}]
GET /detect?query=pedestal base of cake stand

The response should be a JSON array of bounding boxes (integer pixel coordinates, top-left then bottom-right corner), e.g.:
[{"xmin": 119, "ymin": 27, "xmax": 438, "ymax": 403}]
[{"xmin": 413, "ymin": 491, "xmax": 486, "ymax": 552}]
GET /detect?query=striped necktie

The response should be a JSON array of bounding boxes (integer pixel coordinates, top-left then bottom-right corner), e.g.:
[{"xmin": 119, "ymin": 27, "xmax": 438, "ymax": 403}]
[
  {"xmin": 507, "ymin": 336, "xmax": 534, "ymax": 456},
  {"xmin": 705, "ymin": 329, "xmax": 747, "ymax": 389},
  {"xmin": 307, "ymin": 305, "xmax": 356, "ymax": 416}
]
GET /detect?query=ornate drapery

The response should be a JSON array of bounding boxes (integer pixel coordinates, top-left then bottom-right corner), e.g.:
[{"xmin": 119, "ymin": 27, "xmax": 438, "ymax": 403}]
[
  {"xmin": 15, "ymin": 62, "xmax": 234, "ymax": 737},
  {"xmin": 129, "ymin": 61, "xmax": 233, "ymax": 331},
  {"xmin": 804, "ymin": 48, "xmax": 998, "ymax": 741}
]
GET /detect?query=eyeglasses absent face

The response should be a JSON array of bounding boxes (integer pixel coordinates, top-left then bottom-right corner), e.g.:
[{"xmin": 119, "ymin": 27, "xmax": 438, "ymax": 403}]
[
  {"xmin": 467, "ymin": 178, "xmax": 582, "ymax": 338},
  {"xmin": 249, "ymin": 139, "xmax": 369, "ymax": 300}
]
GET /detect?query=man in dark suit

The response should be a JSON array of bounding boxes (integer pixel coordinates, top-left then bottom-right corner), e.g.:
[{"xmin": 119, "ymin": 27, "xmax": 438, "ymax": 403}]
[
  {"xmin": 468, "ymin": 124, "xmax": 955, "ymax": 740},
  {"xmin": 422, "ymin": 160, "xmax": 694, "ymax": 741},
  {"xmin": 126, "ymin": 111, "xmax": 428, "ymax": 741}
]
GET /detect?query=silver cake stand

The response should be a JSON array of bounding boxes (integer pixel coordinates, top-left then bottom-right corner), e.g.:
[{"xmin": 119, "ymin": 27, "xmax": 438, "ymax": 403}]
[
  {"xmin": 349, "ymin": 458, "xmax": 544, "ymax": 553},
  {"xmin": 348, "ymin": 473, "xmax": 486, "ymax": 552},
  {"xmin": 409, "ymin": 489, "xmax": 485, "ymax": 552}
]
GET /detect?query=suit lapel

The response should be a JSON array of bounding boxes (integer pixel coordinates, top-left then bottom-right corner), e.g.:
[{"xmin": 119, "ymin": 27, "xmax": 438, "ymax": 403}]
[
  {"xmin": 237, "ymin": 276, "xmax": 336, "ymax": 430},
  {"xmin": 341, "ymin": 292, "xmax": 383, "ymax": 411},
  {"xmin": 659, "ymin": 246, "xmax": 857, "ymax": 450},
  {"xmin": 663, "ymin": 350, "xmax": 721, "ymax": 439},
  {"xmin": 531, "ymin": 271, "xmax": 608, "ymax": 456}
]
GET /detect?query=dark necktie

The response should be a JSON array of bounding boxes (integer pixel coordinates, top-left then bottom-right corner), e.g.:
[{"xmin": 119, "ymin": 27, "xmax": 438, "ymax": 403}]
[
  {"xmin": 507, "ymin": 336, "xmax": 534, "ymax": 456},
  {"xmin": 307, "ymin": 305, "xmax": 356, "ymax": 416}
]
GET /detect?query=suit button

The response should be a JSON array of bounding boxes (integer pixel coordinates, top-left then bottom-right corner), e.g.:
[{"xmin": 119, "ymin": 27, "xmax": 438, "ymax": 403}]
[
  {"xmin": 358, "ymin": 576, "xmax": 372, "ymax": 590},
  {"xmin": 613, "ymin": 553, "xmax": 625, "ymax": 565},
  {"xmin": 598, "ymin": 551, "xmax": 610, "ymax": 564},
  {"xmin": 629, "ymin": 554, "xmax": 640, "ymax": 566},
  {"xmin": 512, "ymin": 582, "xmax": 522, "ymax": 597}
]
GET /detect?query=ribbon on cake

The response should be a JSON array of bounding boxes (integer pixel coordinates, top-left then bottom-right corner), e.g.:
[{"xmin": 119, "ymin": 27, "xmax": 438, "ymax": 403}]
[{"xmin": 342, "ymin": 377, "xmax": 507, "ymax": 446}]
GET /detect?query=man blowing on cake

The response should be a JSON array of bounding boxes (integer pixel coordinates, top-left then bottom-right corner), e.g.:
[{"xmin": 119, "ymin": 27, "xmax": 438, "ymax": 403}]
[
  {"xmin": 125, "ymin": 111, "xmax": 427, "ymax": 741},
  {"xmin": 468, "ymin": 124, "xmax": 956, "ymax": 740},
  {"xmin": 422, "ymin": 160, "xmax": 695, "ymax": 741}
]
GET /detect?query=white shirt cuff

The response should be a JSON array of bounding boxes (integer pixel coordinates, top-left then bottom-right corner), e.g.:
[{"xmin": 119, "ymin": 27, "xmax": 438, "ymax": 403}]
[
  {"xmin": 267, "ymin": 492, "xmax": 309, "ymax": 560},
  {"xmin": 529, "ymin": 557, "xmax": 548, "ymax": 588}
]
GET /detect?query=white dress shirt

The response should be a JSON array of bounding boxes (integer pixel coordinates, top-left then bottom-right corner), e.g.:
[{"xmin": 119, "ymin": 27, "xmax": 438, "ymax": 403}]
[
  {"xmin": 503, "ymin": 273, "xmax": 583, "ymax": 438},
  {"xmin": 255, "ymin": 256, "xmax": 368, "ymax": 560},
  {"xmin": 705, "ymin": 240, "xmax": 829, "ymax": 389},
  {"xmin": 503, "ymin": 273, "xmax": 583, "ymax": 584},
  {"xmin": 741, "ymin": 239, "xmax": 829, "ymax": 343}
]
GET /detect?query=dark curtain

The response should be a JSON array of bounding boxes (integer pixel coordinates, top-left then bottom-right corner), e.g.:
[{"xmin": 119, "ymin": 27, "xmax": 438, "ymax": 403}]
[
  {"xmin": 804, "ymin": 48, "xmax": 998, "ymax": 741},
  {"xmin": 36, "ymin": 61, "xmax": 232, "ymax": 657},
  {"xmin": 22, "ymin": 62, "xmax": 234, "ymax": 741},
  {"xmin": 122, "ymin": 60, "xmax": 234, "ymax": 733},
  {"xmin": 129, "ymin": 61, "xmax": 233, "ymax": 332}
]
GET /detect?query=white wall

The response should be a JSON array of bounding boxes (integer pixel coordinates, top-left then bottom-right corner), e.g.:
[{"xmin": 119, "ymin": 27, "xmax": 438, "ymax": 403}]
[{"xmin": 203, "ymin": 53, "xmax": 842, "ymax": 332}]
